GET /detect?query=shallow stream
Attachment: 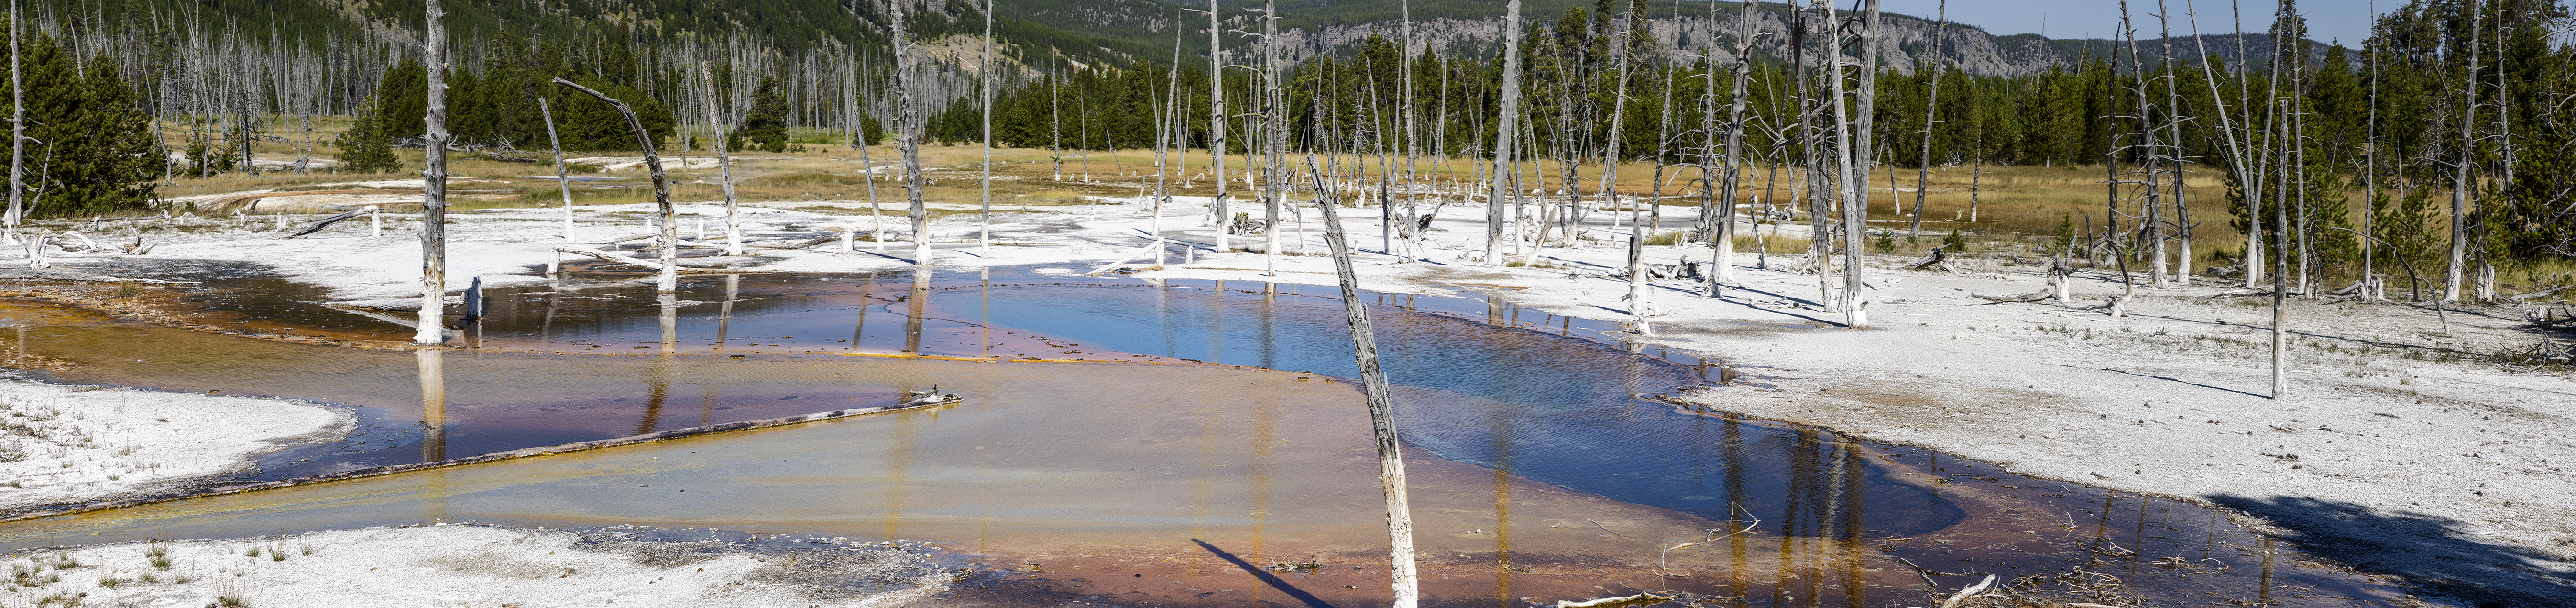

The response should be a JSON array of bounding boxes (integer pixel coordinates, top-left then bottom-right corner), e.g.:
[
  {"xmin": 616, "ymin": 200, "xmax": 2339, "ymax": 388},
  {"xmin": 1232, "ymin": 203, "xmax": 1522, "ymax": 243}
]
[{"xmin": 0, "ymin": 265, "xmax": 2396, "ymax": 607}]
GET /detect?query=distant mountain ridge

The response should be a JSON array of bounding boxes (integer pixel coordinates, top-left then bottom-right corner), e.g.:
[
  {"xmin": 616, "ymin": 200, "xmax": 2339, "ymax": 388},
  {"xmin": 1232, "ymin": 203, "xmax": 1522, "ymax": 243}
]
[{"xmin": 26, "ymin": 0, "xmax": 2324, "ymax": 77}]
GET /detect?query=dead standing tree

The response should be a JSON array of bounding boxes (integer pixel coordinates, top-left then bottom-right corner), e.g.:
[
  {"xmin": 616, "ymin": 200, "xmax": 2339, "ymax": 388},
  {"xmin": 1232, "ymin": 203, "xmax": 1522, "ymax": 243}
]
[
  {"xmin": 1261, "ymin": 0, "xmax": 1287, "ymax": 276},
  {"xmin": 698, "ymin": 63, "xmax": 744, "ymax": 257},
  {"xmin": 1834, "ymin": 0, "xmax": 1884, "ymax": 330},
  {"xmin": 8, "ymin": 0, "xmax": 22, "ymax": 236},
  {"xmin": 1487, "ymin": 0, "xmax": 1524, "ymax": 266},
  {"xmin": 554, "ymin": 78, "xmax": 678, "ymax": 294},
  {"xmin": 1794, "ymin": 3, "xmax": 1837, "ymax": 313},
  {"xmin": 1602, "ymin": 0, "xmax": 1645, "ymax": 335},
  {"xmin": 978, "ymin": 0, "xmax": 996, "ymax": 257},
  {"xmin": 1910, "ymin": 0, "xmax": 1947, "ymax": 239},
  {"xmin": 416, "ymin": 0, "xmax": 452, "ymax": 345},
  {"xmin": 889, "ymin": 0, "xmax": 931, "ymax": 266},
  {"xmin": 539, "ymin": 97, "xmax": 575, "ymax": 239},
  {"xmin": 1303, "ymin": 122, "xmax": 1420, "ymax": 608},
  {"xmin": 1204, "ymin": 0, "xmax": 1228, "ymax": 253},
  {"xmin": 1706, "ymin": 0, "xmax": 1761, "ymax": 294}
]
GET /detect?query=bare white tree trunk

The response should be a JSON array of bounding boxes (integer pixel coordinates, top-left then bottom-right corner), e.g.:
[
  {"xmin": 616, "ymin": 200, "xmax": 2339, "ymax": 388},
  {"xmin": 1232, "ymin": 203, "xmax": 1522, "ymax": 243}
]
[
  {"xmin": 2161, "ymin": 2, "xmax": 2194, "ymax": 283},
  {"xmin": 2188, "ymin": 1, "xmax": 2261, "ymax": 286},
  {"xmin": 1207, "ymin": 0, "xmax": 1228, "ymax": 253},
  {"xmin": 8, "ymin": 0, "xmax": 21, "ymax": 233},
  {"xmin": 539, "ymin": 97, "xmax": 575, "ymax": 239},
  {"xmin": 2121, "ymin": 2, "xmax": 2167, "ymax": 290},
  {"xmin": 1261, "ymin": 0, "xmax": 1285, "ymax": 276},
  {"xmin": 1304, "ymin": 151, "xmax": 1417, "ymax": 608},
  {"xmin": 1603, "ymin": 0, "xmax": 1646, "ymax": 335},
  {"xmin": 1794, "ymin": 6, "xmax": 1835, "ymax": 312},
  {"xmin": 697, "ymin": 64, "xmax": 743, "ymax": 257},
  {"xmin": 1911, "ymin": 0, "xmax": 1946, "ymax": 238},
  {"xmin": 1709, "ymin": 0, "xmax": 1756, "ymax": 291},
  {"xmin": 862, "ymin": 130, "xmax": 883, "ymax": 251},
  {"xmin": 979, "ymin": 0, "xmax": 995, "ymax": 258},
  {"xmin": 1487, "ymin": 0, "xmax": 1523, "ymax": 266},
  {"xmin": 416, "ymin": 0, "xmax": 451, "ymax": 345},
  {"xmin": 2444, "ymin": 1, "xmax": 2477, "ymax": 303},
  {"xmin": 890, "ymin": 0, "xmax": 930, "ymax": 266},
  {"xmin": 1826, "ymin": 0, "xmax": 1878, "ymax": 329},
  {"xmin": 553, "ymin": 79, "xmax": 676, "ymax": 293}
]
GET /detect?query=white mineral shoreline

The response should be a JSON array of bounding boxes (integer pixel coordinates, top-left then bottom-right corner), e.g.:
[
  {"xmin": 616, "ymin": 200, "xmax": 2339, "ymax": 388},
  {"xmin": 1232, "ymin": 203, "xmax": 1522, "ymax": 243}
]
[
  {"xmin": 0, "ymin": 381, "xmax": 348, "ymax": 511},
  {"xmin": 9, "ymin": 192, "xmax": 2573, "ymax": 605}
]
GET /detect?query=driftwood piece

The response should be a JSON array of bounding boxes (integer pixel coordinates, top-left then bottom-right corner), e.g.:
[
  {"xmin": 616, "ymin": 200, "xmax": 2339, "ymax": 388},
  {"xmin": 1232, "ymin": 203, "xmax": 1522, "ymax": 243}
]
[
  {"xmin": 2512, "ymin": 286, "xmax": 2574, "ymax": 302},
  {"xmin": 1971, "ymin": 291, "xmax": 2052, "ymax": 303},
  {"xmin": 277, "ymin": 208, "xmax": 369, "ymax": 238},
  {"xmin": 553, "ymin": 246, "xmax": 665, "ymax": 270},
  {"xmin": 2529, "ymin": 305, "xmax": 2574, "ymax": 328},
  {"xmin": 1902, "ymin": 246, "xmax": 1951, "ymax": 272},
  {"xmin": 553, "ymin": 246, "xmax": 757, "ymax": 270},
  {"xmin": 0, "ymin": 268, "xmax": 193, "ymax": 284},
  {"xmin": 745, "ymin": 236, "xmax": 836, "ymax": 250},
  {"xmin": 1555, "ymin": 593, "xmax": 1674, "ymax": 608},
  {"xmin": 2069, "ymin": 294, "xmax": 2129, "ymax": 312},
  {"xmin": 1938, "ymin": 575, "xmax": 1999, "ymax": 608}
]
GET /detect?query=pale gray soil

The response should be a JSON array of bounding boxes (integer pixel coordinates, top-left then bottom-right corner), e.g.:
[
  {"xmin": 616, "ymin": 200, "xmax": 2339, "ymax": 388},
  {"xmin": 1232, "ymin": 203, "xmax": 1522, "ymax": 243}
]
[{"xmin": 11, "ymin": 192, "xmax": 2574, "ymax": 606}]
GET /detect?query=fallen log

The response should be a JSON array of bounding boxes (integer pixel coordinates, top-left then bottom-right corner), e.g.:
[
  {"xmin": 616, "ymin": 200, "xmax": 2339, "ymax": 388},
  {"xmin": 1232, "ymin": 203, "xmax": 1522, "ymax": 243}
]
[
  {"xmin": 1555, "ymin": 592, "xmax": 1675, "ymax": 608},
  {"xmin": 553, "ymin": 246, "xmax": 760, "ymax": 270},
  {"xmin": 747, "ymin": 236, "xmax": 835, "ymax": 250},
  {"xmin": 276, "ymin": 208, "xmax": 369, "ymax": 238},
  {"xmin": 0, "ymin": 268, "xmax": 194, "ymax": 284},
  {"xmin": 2529, "ymin": 305, "xmax": 2574, "ymax": 328},
  {"xmin": 554, "ymin": 246, "xmax": 666, "ymax": 270},
  {"xmin": 1902, "ymin": 246, "xmax": 1951, "ymax": 272},
  {"xmin": 1971, "ymin": 291, "xmax": 2053, "ymax": 303},
  {"xmin": 2511, "ymin": 286, "xmax": 2574, "ymax": 302}
]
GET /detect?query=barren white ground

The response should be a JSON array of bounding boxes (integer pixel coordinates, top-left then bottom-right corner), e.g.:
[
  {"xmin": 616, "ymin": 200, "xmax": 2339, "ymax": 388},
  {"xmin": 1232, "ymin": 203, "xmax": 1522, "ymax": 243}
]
[
  {"xmin": 0, "ymin": 382, "xmax": 348, "ymax": 510},
  {"xmin": 20, "ymin": 180, "xmax": 2576, "ymax": 604},
  {"xmin": 0, "ymin": 524, "xmax": 947, "ymax": 608}
]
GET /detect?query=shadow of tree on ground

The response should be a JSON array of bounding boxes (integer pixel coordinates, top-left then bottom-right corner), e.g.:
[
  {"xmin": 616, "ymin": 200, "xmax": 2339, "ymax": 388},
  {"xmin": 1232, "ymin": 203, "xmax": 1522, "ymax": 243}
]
[{"xmin": 2207, "ymin": 494, "xmax": 2576, "ymax": 607}]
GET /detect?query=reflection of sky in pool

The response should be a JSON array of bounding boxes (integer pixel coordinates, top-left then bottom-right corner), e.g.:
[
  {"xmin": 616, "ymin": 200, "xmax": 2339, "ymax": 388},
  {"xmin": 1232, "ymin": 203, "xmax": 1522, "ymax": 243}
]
[{"xmin": 0, "ymin": 266, "xmax": 2397, "ymax": 607}]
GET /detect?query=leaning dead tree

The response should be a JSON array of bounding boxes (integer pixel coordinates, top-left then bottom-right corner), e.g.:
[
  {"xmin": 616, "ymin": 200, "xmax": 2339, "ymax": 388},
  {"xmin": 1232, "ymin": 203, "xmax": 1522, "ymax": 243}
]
[
  {"xmin": 1304, "ymin": 126, "xmax": 1418, "ymax": 608},
  {"xmin": 554, "ymin": 78, "xmax": 678, "ymax": 293},
  {"xmin": 538, "ymin": 97, "xmax": 574, "ymax": 239}
]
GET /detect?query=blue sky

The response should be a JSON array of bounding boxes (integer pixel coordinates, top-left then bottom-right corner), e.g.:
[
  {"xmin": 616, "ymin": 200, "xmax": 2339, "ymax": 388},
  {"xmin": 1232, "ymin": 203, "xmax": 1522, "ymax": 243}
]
[{"xmin": 1874, "ymin": 0, "xmax": 2383, "ymax": 46}]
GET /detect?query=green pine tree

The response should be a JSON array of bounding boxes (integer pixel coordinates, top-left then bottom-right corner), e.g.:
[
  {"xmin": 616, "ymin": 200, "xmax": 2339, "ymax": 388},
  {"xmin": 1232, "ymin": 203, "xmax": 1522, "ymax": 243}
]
[
  {"xmin": 10, "ymin": 37, "xmax": 158, "ymax": 216},
  {"xmin": 731, "ymin": 77, "xmax": 790, "ymax": 152},
  {"xmin": 553, "ymin": 77, "xmax": 675, "ymax": 151},
  {"xmin": 373, "ymin": 59, "xmax": 428, "ymax": 142},
  {"xmin": 336, "ymin": 98, "xmax": 403, "ymax": 174}
]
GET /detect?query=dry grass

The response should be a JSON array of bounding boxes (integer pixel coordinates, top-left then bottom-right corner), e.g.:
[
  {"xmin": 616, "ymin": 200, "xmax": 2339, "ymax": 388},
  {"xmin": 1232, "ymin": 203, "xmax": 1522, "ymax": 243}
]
[{"xmin": 143, "ymin": 117, "xmax": 2364, "ymax": 277}]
